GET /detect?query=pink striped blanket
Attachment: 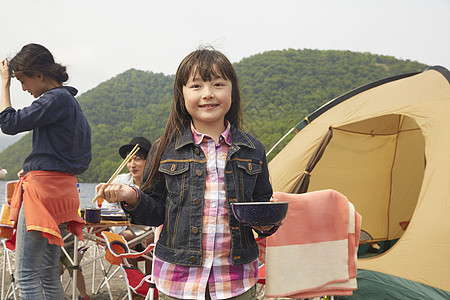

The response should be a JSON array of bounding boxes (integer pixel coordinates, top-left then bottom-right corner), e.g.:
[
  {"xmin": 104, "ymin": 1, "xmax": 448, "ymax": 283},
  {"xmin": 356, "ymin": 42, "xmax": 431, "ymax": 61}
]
[{"xmin": 259, "ymin": 189, "xmax": 361, "ymax": 298}]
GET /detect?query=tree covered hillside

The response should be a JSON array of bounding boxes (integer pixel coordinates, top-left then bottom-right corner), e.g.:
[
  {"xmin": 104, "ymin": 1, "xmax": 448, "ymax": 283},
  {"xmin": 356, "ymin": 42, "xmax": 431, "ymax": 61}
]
[
  {"xmin": 0, "ymin": 49, "xmax": 427, "ymax": 182},
  {"xmin": 236, "ymin": 49, "xmax": 426, "ymax": 151}
]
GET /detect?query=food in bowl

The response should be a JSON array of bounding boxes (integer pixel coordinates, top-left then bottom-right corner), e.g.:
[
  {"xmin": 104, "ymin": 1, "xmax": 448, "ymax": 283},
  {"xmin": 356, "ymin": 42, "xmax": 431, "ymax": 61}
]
[
  {"xmin": 231, "ymin": 202, "xmax": 289, "ymax": 226},
  {"xmin": 101, "ymin": 209, "xmax": 126, "ymax": 221},
  {"xmin": 85, "ymin": 208, "xmax": 101, "ymax": 223}
]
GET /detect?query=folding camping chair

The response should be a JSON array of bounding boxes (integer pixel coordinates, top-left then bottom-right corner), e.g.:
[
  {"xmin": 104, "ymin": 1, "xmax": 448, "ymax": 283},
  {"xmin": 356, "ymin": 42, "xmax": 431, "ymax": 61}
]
[
  {"xmin": 1, "ymin": 233, "xmax": 17, "ymax": 300},
  {"xmin": 90, "ymin": 226, "xmax": 156, "ymax": 298},
  {"xmin": 90, "ymin": 184, "xmax": 155, "ymax": 296},
  {"xmin": 59, "ymin": 230, "xmax": 90, "ymax": 298},
  {"xmin": 120, "ymin": 265, "xmax": 157, "ymax": 300},
  {"xmin": 78, "ymin": 224, "xmax": 119, "ymax": 299},
  {"xmin": 1, "ymin": 181, "xmax": 19, "ymax": 300},
  {"xmin": 83, "ymin": 184, "xmax": 124, "ymax": 298},
  {"xmin": 101, "ymin": 230, "xmax": 158, "ymax": 300}
]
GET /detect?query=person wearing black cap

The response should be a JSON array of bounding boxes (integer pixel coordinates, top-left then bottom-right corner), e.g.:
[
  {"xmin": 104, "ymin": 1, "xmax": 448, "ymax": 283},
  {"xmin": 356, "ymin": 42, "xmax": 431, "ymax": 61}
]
[
  {"xmin": 103, "ymin": 137, "xmax": 154, "ymax": 273},
  {"xmin": 118, "ymin": 136, "xmax": 152, "ymax": 185},
  {"xmin": 103, "ymin": 137, "xmax": 151, "ymax": 211}
]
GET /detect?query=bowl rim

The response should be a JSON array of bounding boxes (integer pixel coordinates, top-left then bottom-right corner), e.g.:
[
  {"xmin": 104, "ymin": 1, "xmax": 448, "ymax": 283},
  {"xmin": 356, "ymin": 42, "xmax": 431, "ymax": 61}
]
[{"xmin": 231, "ymin": 201, "xmax": 289, "ymax": 206}]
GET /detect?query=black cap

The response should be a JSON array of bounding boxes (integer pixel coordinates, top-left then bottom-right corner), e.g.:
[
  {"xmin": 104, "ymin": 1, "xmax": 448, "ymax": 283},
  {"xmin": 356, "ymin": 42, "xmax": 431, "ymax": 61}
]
[{"xmin": 119, "ymin": 137, "xmax": 152, "ymax": 159}]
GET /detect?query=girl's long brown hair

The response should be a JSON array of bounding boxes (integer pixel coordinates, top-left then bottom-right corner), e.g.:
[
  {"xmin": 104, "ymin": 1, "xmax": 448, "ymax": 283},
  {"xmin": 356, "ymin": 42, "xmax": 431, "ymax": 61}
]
[{"xmin": 141, "ymin": 48, "xmax": 243, "ymax": 192}]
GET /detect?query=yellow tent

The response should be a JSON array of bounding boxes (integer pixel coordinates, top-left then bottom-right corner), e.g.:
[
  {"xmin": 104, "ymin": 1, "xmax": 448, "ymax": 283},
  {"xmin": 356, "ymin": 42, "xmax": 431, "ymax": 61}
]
[{"xmin": 268, "ymin": 66, "xmax": 450, "ymax": 297}]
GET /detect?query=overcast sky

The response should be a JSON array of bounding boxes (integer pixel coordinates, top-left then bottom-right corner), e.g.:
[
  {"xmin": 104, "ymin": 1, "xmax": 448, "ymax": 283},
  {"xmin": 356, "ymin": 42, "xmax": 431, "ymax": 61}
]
[{"xmin": 1, "ymin": 0, "xmax": 449, "ymax": 140}]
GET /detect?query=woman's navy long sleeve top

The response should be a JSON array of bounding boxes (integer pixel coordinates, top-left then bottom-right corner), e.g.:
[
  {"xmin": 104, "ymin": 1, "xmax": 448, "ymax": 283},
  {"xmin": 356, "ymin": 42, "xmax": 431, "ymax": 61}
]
[{"xmin": 0, "ymin": 86, "xmax": 91, "ymax": 175}]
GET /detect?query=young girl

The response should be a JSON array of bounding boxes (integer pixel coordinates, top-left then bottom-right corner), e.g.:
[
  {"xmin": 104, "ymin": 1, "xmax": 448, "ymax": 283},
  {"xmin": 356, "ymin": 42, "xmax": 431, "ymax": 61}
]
[
  {"xmin": 99, "ymin": 48, "xmax": 275, "ymax": 299},
  {"xmin": 0, "ymin": 44, "xmax": 91, "ymax": 299}
]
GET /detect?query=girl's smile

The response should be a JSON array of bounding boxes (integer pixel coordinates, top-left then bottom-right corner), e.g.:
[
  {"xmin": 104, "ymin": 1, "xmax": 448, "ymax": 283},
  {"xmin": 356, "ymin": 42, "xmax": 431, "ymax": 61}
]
[{"xmin": 199, "ymin": 103, "xmax": 219, "ymax": 108}]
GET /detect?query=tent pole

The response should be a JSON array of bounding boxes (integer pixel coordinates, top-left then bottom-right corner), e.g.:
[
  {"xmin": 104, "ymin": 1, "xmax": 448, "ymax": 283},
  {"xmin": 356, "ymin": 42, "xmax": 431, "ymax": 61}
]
[{"xmin": 266, "ymin": 127, "xmax": 296, "ymax": 157}]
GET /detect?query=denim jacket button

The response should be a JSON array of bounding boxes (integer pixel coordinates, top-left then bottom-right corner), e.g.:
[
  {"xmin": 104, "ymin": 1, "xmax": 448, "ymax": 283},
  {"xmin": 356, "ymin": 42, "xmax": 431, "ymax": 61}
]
[
  {"xmin": 193, "ymin": 198, "xmax": 201, "ymax": 205},
  {"xmin": 191, "ymin": 227, "xmax": 199, "ymax": 234},
  {"xmin": 196, "ymin": 170, "xmax": 202, "ymax": 176},
  {"xmin": 194, "ymin": 148, "xmax": 200, "ymax": 155},
  {"xmin": 190, "ymin": 256, "xmax": 197, "ymax": 263}
]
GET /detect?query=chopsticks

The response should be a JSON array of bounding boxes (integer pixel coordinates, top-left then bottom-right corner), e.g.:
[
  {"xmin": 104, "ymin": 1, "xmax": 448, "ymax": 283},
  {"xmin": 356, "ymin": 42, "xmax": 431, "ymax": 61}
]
[{"xmin": 92, "ymin": 143, "xmax": 140, "ymax": 203}]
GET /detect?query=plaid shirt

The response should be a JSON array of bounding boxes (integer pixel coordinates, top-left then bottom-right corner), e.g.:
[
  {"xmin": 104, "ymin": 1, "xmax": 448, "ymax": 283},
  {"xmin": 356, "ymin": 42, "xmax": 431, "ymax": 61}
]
[{"xmin": 153, "ymin": 122, "xmax": 258, "ymax": 299}]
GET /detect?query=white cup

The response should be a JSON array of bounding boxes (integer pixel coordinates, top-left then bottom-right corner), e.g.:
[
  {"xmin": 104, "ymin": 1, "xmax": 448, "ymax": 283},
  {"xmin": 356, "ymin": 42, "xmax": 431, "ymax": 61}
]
[{"xmin": 0, "ymin": 169, "xmax": 7, "ymax": 178}]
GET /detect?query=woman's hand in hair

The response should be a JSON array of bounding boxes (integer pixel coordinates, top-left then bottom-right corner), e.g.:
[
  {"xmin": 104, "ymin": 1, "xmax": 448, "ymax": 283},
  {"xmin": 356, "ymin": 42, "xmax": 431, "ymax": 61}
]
[
  {"xmin": 1, "ymin": 58, "xmax": 12, "ymax": 112},
  {"xmin": 0, "ymin": 58, "xmax": 10, "ymax": 86},
  {"xmin": 97, "ymin": 183, "xmax": 139, "ymax": 208}
]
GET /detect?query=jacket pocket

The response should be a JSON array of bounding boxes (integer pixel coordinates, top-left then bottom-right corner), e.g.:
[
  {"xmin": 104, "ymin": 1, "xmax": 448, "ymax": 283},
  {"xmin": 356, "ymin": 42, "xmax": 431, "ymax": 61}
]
[
  {"xmin": 159, "ymin": 161, "xmax": 190, "ymax": 198},
  {"xmin": 236, "ymin": 160, "xmax": 262, "ymax": 200}
]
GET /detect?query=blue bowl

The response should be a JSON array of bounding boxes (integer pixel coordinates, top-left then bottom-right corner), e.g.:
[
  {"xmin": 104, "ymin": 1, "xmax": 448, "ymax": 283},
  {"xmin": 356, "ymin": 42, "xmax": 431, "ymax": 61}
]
[
  {"xmin": 85, "ymin": 208, "xmax": 101, "ymax": 223},
  {"xmin": 231, "ymin": 202, "xmax": 289, "ymax": 226}
]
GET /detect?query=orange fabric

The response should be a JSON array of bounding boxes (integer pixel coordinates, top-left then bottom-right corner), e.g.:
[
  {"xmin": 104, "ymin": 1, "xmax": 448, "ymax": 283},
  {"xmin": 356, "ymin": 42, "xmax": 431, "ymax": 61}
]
[
  {"xmin": 103, "ymin": 231, "xmax": 129, "ymax": 265},
  {"xmin": 9, "ymin": 170, "xmax": 85, "ymax": 246},
  {"xmin": 105, "ymin": 246, "xmax": 127, "ymax": 265},
  {"xmin": 102, "ymin": 231, "xmax": 155, "ymax": 265},
  {"xmin": 0, "ymin": 226, "xmax": 13, "ymax": 239},
  {"xmin": 1, "ymin": 204, "xmax": 13, "ymax": 227},
  {"xmin": 6, "ymin": 180, "xmax": 19, "ymax": 206},
  {"xmin": 0, "ymin": 204, "xmax": 14, "ymax": 239},
  {"xmin": 95, "ymin": 184, "xmax": 104, "ymax": 208}
]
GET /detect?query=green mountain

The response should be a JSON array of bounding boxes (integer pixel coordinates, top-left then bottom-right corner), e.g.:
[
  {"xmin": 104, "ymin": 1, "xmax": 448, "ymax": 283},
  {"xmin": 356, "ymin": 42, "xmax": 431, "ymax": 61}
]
[{"xmin": 0, "ymin": 49, "xmax": 427, "ymax": 182}]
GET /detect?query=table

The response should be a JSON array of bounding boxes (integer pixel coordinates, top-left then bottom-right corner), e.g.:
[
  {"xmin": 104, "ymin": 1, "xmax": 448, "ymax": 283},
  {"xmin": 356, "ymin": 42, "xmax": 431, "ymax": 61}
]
[{"xmin": 66, "ymin": 220, "xmax": 154, "ymax": 300}]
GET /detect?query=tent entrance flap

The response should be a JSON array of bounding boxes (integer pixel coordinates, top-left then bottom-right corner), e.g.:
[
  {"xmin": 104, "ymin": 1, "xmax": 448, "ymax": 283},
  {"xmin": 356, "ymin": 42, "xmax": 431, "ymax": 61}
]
[
  {"xmin": 303, "ymin": 114, "xmax": 424, "ymax": 243},
  {"xmin": 290, "ymin": 126, "xmax": 333, "ymax": 194}
]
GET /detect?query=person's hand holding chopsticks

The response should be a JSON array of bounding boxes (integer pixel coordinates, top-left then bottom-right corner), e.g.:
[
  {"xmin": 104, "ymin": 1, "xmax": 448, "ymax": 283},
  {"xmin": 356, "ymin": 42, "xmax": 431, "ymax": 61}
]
[
  {"xmin": 97, "ymin": 183, "xmax": 139, "ymax": 208},
  {"xmin": 92, "ymin": 143, "xmax": 140, "ymax": 203}
]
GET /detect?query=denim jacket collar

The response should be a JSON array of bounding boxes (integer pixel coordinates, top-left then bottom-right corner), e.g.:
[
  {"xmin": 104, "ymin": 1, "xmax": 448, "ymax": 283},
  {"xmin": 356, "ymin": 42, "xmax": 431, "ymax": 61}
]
[{"xmin": 175, "ymin": 123, "xmax": 256, "ymax": 151}]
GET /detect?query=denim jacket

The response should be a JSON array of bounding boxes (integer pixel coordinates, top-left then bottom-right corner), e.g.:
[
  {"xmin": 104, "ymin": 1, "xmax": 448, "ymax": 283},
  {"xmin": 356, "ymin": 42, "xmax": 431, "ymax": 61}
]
[{"xmin": 123, "ymin": 124, "xmax": 273, "ymax": 267}]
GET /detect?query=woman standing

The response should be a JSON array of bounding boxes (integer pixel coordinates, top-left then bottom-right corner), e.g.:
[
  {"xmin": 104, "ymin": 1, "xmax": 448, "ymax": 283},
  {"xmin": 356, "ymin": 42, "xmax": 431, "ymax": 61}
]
[{"xmin": 0, "ymin": 43, "xmax": 91, "ymax": 299}]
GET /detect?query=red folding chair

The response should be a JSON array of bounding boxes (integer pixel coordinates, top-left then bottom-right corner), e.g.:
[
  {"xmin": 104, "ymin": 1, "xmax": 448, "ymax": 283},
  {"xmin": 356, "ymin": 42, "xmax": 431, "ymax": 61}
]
[
  {"xmin": 101, "ymin": 231, "xmax": 157, "ymax": 300},
  {"xmin": 121, "ymin": 265, "xmax": 157, "ymax": 300}
]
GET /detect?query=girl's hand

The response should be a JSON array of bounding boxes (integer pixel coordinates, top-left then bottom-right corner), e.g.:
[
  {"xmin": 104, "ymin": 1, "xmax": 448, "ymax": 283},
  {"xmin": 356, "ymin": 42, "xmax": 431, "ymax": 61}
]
[
  {"xmin": 252, "ymin": 196, "xmax": 282, "ymax": 233},
  {"xmin": 17, "ymin": 169, "xmax": 24, "ymax": 178},
  {"xmin": 252, "ymin": 222, "xmax": 282, "ymax": 236},
  {"xmin": 0, "ymin": 58, "xmax": 11, "ymax": 86},
  {"xmin": 252, "ymin": 224, "xmax": 280, "ymax": 232},
  {"xmin": 97, "ymin": 183, "xmax": 139, "ymax": 207}
]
